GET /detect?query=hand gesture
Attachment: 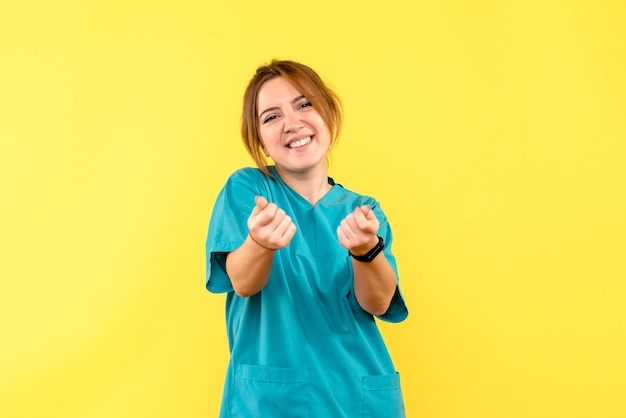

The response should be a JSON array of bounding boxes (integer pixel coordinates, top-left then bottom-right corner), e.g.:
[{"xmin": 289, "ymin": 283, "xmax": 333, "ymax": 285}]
[
  {"xmin": 247, "ymin": 196, "xmax": 297, "ymax": 250},
  {"xmin": 337, "ymin": 205, "xmax": 380, "ymax": 255}
]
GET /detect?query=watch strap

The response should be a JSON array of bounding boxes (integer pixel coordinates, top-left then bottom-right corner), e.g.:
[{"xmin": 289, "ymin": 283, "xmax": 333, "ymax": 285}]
[{"xmin": 349, "ymin": 236, "xmax": 384, "ymax": 262}]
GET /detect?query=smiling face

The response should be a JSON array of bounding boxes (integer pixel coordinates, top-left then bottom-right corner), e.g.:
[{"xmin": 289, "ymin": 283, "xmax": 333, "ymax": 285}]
[
  {"xmin": 256, "ymin": 76, "xmax": 332, "ymax": 178},
  {"xmin": 241, "ymin": 60, "xmax": 343, "ymax": 177}
]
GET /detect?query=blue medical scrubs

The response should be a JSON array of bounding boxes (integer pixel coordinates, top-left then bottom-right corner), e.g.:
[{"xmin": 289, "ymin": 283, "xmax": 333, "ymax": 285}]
[{"xmin": 206, "ymin": 167, "xmax": 408, "ymax": 418}]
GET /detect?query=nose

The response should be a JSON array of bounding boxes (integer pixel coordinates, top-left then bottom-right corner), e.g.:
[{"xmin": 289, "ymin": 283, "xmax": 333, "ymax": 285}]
[{"xmin": 283, "ymin": 111, "xmax": 303, "ymax": 133}]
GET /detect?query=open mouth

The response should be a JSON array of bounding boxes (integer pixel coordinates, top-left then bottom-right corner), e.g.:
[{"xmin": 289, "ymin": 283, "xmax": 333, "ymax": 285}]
[{"xmin": 287, "ymin": 136, "xmax": 312, "ymax": 149}]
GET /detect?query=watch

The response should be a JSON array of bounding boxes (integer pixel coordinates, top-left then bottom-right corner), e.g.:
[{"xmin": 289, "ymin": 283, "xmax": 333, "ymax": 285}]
[{"xmin": 349, "ymin": 236, "xmax": 384, "ymax": 262}]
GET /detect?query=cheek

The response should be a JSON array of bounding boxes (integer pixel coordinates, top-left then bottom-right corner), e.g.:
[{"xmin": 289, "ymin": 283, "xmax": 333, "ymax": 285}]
[
  {"xmin": 257, "ymin": 128, "xmax": 272, "ymax": 156},
  {"xmin": 310, "ymin": 114, "xmax": 330, "ymax": 134}
]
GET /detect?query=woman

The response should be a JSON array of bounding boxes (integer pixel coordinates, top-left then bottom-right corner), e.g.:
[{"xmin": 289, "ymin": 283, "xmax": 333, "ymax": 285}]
[{"xmin": 206, "ymin": 60, "xmax": 408, "ymax": 417}]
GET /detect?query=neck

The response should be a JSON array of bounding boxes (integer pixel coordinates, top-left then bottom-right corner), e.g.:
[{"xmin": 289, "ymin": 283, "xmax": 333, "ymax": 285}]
[{"xmin": 275, "ymin": 165, "xmax": 331, "ymax": 205}]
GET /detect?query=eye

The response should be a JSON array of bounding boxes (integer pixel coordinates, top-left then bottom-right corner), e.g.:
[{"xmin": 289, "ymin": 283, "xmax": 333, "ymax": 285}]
[
  {"xmin": 299, "ymin": 101, "xmax": 312, "ymax": 109},
  {"xmin": 262, "ymin": 114, "xmax": 277, "ymax": 124}
]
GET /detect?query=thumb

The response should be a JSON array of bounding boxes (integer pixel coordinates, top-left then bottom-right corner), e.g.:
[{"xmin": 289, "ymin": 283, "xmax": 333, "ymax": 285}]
[
  {"xmin": 255, "ymin": 195, "xmax": 269, "ymax": 209},
  {"xmin": 358, "ymin": 204, "xmax": 374, "ymax": 219}
]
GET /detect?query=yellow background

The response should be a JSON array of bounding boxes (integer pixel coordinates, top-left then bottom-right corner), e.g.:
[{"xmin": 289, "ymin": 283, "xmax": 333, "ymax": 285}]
[{"xmin": 1, "ymin": 0, "xmax": 625, "ymax": 417}]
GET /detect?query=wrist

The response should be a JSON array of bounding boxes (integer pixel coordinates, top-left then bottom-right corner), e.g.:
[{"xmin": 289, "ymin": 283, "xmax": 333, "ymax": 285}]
[
  {"xmin": 349, "ymin": 236, "xmax": 384, "ymax": 262},
  {"xmin": 248, "ymin": 233, "xmax": 276, "ymax": 251}
]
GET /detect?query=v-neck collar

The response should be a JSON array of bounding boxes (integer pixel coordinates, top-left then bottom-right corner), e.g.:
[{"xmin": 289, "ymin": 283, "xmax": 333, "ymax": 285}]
[{"xmin": 269, "ymin": 166, "xmax": 340, "ymax": 208}]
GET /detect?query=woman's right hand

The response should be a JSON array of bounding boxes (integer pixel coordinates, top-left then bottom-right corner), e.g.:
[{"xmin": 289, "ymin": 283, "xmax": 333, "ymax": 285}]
[{"xmin": 247, "ymin": 196, "xmax": 297, "ymax": 250}]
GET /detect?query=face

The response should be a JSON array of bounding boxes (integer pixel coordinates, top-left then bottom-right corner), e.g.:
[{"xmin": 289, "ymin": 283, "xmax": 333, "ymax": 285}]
[{"xmin": 256, "ymin": 76, "xmax": 331, "ymax": 177}]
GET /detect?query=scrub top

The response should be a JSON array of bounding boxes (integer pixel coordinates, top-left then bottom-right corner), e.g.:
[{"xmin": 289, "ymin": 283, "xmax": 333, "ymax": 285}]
[{"xmin": 206, "ymin": 166, "xmax": 408, "ymax": 418}]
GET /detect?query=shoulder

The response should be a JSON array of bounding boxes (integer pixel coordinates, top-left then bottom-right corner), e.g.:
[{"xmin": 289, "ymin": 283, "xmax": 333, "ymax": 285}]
[
  {"xmin": 218, "ymin": 167, "xmax": 286, "ymax": 203},
  {"xmin": 226, "ymin": 167, "xmax": 266, "ymax": 182},
  {"xmin": 222, "ymin": 167, "xmax": 274, "ymax": 190}
]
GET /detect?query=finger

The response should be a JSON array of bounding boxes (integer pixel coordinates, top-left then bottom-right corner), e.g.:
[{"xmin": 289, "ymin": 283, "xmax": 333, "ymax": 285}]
[
  {"xmin": 255, "ymin": 195, "xmax": 269, "ymax": 209},
  {"xmin": 249, "ymin": 202, "xmax": 278, "ymax": 230},
  {"xmin": 265, "ymin": 208, "xmax": 287, "ymax": 232},
  {"xmin": 359, "ymin": 204, "xmax": 374, "ymax": 219},
  {"xmin": 356, "ymin": 205, "xmax": 377, "ymax": 222},
  {"xmin": 336, "ymin": 226, "xmax": 349, "ymax": 249},
  {"xmin": 271, "ymin": 213, "xmax": 290, "ymax": 236},
  {"xmin": 336, "ymin": 225, "xmax": 364, "ymax": 250},
  {"xmin": 352, "ymin": 208, "xmax": 370, "ymax": 230},
  {"xmin": 277, "ymin": 218, "xmax": 297, "ymax": 243},
  {"xmin": 356, "ymin": 204, "xmax": 369, "ymax": 215},
  {"xmin": 339, "ymin": 217, "xmax": 359, "ymax": 241},
  {"xmin": 260, "ymin": 202, "xmax": 279, "ymax": 223},
  {"xmin": 263, "ymin": 216, "xmax": 296, "ymax": 249},
  {"xmin": 346, "ymin": 211, "xmax": 372, "ymax": 237},
  {"xmin": 249, "ymin": 196, "xmax": 269, "ymax": 219},
  {"xmin": 355, "ymin": 205, "xmax": 379, "ymax": 234}
]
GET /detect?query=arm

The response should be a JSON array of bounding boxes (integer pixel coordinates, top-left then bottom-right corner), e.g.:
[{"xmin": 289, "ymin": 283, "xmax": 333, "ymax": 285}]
[
  {"xmin": 225, "ymin": 196, "xmax": 296, "ymax": 298},
  {"xmin": 337, "ymin": 206, "xmax": 397, "ymax": 316}
]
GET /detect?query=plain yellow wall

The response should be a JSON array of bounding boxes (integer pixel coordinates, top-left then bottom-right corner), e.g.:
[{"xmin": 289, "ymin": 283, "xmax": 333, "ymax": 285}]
[{"xmin": 1, "ymin": 1, "xmax": 625, "ymax": 417}]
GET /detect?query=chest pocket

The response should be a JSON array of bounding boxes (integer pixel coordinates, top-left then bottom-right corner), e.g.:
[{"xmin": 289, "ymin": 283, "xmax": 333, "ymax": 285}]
[{"xmin": 229, "ymin": 363, "xmax": 311, "ymax": 418}]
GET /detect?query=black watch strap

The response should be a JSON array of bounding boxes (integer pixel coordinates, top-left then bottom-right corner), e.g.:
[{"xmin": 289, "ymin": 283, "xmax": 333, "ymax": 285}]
[{"xmin": 349, "ymin": 236, "xmax": 384, "ymax": 262}]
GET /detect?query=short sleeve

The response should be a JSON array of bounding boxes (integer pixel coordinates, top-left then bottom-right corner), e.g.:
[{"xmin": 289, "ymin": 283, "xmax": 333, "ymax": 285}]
[
  {"xmin": 205, "ymin": 169, "xmax": 267, "ymax": 293},
  {"xmin": 371, "ymin": 202, "xmax": 409, "ymax": 323}
]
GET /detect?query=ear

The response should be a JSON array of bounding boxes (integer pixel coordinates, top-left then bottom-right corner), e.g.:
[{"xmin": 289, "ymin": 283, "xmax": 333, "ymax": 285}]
[{"xmin": 261, "ymin": 144, "xmax": 270, "ymax": 157}]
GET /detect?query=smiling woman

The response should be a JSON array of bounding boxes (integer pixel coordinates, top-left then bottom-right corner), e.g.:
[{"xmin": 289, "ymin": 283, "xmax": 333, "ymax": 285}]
[
  {"xmin": 241, "ymin": 60, "xmax": 343, "ymax": 179},
  {"xmin": 205, "ymin": 60, "xmax": 409, "ymax": 417},
  {"xmin": 256, "ymin": 77, "xmax": 332, "ymax": 181}
]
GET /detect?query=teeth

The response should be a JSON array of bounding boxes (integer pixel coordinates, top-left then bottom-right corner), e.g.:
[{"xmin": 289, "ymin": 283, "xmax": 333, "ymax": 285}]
[{"xmin": 288, "ymin": 136, "xmax": 311, "ymax": 149}]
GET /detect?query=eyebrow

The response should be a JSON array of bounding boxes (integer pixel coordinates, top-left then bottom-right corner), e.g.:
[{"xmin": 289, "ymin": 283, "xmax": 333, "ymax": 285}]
[{"xmin": 258, "ymin": 95, "xmax": 306, "ymax": 120}]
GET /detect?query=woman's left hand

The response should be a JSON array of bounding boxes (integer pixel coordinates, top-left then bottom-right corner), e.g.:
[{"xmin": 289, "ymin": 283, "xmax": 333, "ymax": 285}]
[{"xmin": 337, "ymin": 205, "xmax": 380, "ymax": 256}]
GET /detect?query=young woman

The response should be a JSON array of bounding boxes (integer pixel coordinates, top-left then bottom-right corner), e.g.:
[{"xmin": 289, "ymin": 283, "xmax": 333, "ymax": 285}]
[{"xmin": 205, "ymin": 60, "xmax": 408, "ymax": 417}]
